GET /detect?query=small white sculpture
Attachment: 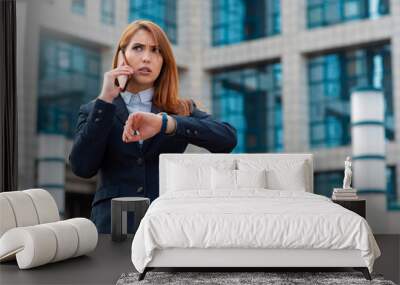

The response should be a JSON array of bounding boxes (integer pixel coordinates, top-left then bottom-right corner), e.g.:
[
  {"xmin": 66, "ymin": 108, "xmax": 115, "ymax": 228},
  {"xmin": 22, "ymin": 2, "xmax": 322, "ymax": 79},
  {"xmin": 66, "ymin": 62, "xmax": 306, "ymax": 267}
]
[{"xmin": 342, "ymin": 156, "xmax": 352, "ymax": 189}]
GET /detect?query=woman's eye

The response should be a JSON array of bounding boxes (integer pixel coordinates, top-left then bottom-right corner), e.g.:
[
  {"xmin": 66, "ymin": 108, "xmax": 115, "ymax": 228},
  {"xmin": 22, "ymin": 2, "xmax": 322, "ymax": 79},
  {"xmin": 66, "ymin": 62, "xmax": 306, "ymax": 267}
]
[
  {"xmin": 153, "ymin": 47, "xmax": 160, "ymax": 53},
  {"xmin": 133, "ymin": 46, "xmax": 143, "ymax": 51}
]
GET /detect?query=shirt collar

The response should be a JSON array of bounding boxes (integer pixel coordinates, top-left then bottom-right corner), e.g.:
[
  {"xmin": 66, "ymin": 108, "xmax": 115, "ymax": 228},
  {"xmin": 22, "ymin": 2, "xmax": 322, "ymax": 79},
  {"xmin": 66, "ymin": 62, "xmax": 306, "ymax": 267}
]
[{"xmin": 120, "ymin": 87, "xmax": 154, "ymax": 105}]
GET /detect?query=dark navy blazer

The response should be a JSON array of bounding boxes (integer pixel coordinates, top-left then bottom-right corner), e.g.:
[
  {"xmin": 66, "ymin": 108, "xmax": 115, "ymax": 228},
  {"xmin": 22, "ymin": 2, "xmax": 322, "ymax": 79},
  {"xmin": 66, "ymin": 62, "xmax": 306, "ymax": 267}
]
[{"xmin": 68, "ymin": 95, "xmax": 237, "ymax": 233}]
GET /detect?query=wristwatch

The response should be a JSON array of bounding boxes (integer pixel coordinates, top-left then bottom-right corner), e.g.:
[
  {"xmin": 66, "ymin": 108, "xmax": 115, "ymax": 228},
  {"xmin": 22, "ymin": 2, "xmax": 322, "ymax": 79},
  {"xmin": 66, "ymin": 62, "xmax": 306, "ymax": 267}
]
[{"xmin": 160, "ymin": 112, "xmax": 168, "ymax": 134}]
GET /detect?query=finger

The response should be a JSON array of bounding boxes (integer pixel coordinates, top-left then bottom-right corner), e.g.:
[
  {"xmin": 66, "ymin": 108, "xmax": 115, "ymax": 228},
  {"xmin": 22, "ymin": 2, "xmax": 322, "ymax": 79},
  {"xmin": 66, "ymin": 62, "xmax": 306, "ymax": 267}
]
[
  {"xmin": 123, "ymin": 128, "xmax": 134, "ymax": 142},
  {"xmin": 130, "ymin": 114, "xmax": 140, "ymax": 131},
  {"xmin": 124, "ymin": 114, "xmax": 142, "ymax": 141},
  {"xmin": 125, "ymin": 131, "xmax": 140, "ymax": 142},
  {"xmin": 125, "ymin": 114, "xmax": 136, "ymax": 131},
  {"xmin": 122, "ymin": 125, "xmax": 131, "ymax": 142},
  {"xmin": 111, "ymin": 70, "xmax": 134, "ymax": 78},
  {"xmin": 111, "ymin": 68, "xmax": 134, "ymax": 78},
  {"xmin": 122, "ymin": 131, "xmax": 128, "ymax": 143},
  {"xmin": 115, "ymin": 67, "xmax": 132, "ymax": 73},
  {"xmin": 133, "ymin": 113, "xmax": 143, "ymax": 129},
  {"xmin": 117, "ymin": 64, "xmax": 131, "ymax": 70},
  {"xmin": 124, "ymin": 125, "xmax": 140, "ymax": 142},
  {"xmin": 119, "ymin": 66, "xmax": 134, "ymax": 72},
  {"xmin": 116, "ymin": 65, "xmax": 135, "ymax": 73}
]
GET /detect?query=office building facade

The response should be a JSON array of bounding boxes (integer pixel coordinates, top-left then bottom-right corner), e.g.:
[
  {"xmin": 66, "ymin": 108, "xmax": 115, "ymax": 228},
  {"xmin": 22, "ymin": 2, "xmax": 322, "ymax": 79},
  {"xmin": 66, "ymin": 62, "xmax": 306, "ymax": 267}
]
[{"xmin": 16, "ymin": 0, "xmax": 399, "ymax": 232}]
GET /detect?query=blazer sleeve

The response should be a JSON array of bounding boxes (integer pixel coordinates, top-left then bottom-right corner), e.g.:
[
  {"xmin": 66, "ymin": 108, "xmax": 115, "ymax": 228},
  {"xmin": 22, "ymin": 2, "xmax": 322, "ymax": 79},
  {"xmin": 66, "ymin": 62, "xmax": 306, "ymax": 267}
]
[
  {"xmin": 169, "ymin": 101, "xmax": 237, "ymax": 153},
  {"xmin": 68, "ymin": 99, "xmax": 116, "ymax": 178}
]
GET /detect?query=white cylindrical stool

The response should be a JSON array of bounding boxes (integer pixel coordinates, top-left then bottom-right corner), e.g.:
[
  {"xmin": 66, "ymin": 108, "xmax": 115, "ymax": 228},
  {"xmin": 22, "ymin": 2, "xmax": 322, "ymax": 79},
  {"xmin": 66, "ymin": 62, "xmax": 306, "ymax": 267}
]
[
  {"xmin": 111, "ymin": 197, "xmax": 150, "ymax": 242},
  {"xmin": 351, "ymin": 87, "xmax": 387, "ymax": 233}
]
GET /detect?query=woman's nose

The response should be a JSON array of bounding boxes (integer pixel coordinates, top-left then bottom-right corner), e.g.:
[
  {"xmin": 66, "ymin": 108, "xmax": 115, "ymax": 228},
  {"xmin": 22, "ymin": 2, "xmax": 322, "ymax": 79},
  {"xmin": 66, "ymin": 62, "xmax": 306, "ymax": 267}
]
[{"xmin": 142, "ymin": 51, "xmax": 151, "ymax": 63}]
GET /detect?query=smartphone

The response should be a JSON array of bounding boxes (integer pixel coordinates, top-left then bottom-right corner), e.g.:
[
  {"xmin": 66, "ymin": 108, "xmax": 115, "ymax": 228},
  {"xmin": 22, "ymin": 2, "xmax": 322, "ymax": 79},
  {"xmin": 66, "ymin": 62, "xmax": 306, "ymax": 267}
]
[{"xmin": 115, "ymin": 49, "xmax": 131, "ymax": 92}]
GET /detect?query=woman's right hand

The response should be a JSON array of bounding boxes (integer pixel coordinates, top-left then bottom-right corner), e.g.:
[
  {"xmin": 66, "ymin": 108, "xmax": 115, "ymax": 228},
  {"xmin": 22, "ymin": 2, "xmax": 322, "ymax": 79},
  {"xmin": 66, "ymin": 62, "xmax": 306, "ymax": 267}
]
[{"xmin": 98, "ymin": 65, "xmax": 135, "ymax": 103}]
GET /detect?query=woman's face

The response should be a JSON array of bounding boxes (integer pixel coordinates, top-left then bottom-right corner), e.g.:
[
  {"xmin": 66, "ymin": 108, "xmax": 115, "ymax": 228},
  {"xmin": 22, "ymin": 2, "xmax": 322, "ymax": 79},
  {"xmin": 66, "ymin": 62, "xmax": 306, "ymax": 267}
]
[{"xmin": 123, "ymin": 29, "xmax": 163, "ymax": 92}]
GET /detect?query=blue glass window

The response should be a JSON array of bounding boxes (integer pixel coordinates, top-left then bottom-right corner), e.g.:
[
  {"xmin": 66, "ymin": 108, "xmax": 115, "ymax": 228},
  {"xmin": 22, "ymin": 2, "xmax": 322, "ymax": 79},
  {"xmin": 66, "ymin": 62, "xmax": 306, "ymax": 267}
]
[
  {"xmin": 38, "ymin": 36, "xmax": 102, "ymax": 138},
  {"xmin": 308, "ymin": 44, "xmax": 394, "ymax": 149},
  {"xmin": 212, "ymin": 62, "xmax": 283, "ymax": 153},
  {"xmin": 314, "ymin": 170, "xmax": 342, "ymax": 197},
  {"xmin": 387, "ymin": 166, "xmax": 399, "ymax": 210},
  {"xmin": 129, "ymin": 0, "xmax": 177, "ymax": 44},
  {"xmin": 212, "ymin": 0, "xmax": 280, "ymax": 46},
  {"xmin": 71, "ymin": 0, "xmax": 85, "ymax": 15},
  {"xmin": 101, "ymin": 0, "xmax": 115, "ymax": 25},
  {"xmin": 307, "ymin": 0, "xmax": 390, "ymax": 28}
]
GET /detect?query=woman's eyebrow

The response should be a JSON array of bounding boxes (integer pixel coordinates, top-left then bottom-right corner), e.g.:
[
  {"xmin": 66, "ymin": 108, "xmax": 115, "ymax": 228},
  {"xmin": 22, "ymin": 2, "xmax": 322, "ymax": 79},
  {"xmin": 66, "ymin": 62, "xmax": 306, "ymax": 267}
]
[{"xmin": 132, "ymin": 42, "xmax": 158, "ymax": 48}]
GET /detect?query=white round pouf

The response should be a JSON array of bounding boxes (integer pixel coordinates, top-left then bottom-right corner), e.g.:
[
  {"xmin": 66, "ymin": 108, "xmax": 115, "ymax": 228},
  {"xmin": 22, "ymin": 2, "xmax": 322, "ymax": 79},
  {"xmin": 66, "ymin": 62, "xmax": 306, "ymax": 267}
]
[
  {"xmin": 42, "ymin": 221, "xmax": 79, "ymax": 262},
  {"xmin": 65, "ymin": 218, "xmax": 98, "ymax": 258},
  {"xmin": 0, "ymin": 226, "xmax": 57, "ymax": 269},
  {"xmin": 23, "ymin": 189, "xmax": 60, "ymax": 224},
  {"xmin": 0, "ymin": 192, "xmax": 39, "ymax": 227},
  {"xmin": 0, "ymin": 196, "xmax": 17, "ymax": 237}
]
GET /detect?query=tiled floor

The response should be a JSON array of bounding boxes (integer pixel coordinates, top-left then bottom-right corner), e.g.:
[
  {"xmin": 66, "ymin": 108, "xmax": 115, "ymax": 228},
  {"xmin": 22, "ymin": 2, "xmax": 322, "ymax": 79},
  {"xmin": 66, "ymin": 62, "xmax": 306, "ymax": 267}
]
[{"xmin": 373, "ymin": 235, "xmax": 400, "ymax": 284}]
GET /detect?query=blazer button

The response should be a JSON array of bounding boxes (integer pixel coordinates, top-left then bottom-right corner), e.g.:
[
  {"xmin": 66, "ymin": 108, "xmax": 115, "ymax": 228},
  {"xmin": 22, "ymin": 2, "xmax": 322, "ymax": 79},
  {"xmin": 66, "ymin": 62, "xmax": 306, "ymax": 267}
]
[
  {"xmin": 94, "ymin": 118, "xmax": 100, "ymax": 122},
  {"xmin": 137, "ymin": 157, "xmax": 144, "ymax": 165},
  {"xmin": 194, "ymin": 130, "xmax": 198, "ymax": 135},
  {"xmin": 97, "ymin": 109, "xmax": 103, "ymax": 114},
  {"xmin": 186, "ymin": 129, "xmax": 191, "ymax": 134},
  {"xmin": 137, "ymin": 186, "xmax": 143, "ymax": 193}
]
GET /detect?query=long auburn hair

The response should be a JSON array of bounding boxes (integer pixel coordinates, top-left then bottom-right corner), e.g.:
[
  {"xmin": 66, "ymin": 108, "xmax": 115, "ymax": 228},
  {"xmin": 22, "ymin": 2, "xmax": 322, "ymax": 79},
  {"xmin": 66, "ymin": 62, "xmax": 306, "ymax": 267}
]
[{"xmin": 112, "ymin": 20, "xmax": 192, "ymax": 116}]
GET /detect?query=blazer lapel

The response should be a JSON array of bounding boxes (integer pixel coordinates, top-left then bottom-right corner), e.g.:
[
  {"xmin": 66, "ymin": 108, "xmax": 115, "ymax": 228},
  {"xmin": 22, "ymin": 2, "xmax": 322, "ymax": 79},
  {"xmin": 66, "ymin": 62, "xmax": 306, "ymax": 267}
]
[
  {"xmin": 113, "ymin": 94, "xmax": 142, "ymax": 153},
  {"xmin": 113, "ymin": 95, "xmax": 129, "ymax": 125},
  {"xmin": 150, "ymin": 103, "xmax": 161, "ymax": 114}
]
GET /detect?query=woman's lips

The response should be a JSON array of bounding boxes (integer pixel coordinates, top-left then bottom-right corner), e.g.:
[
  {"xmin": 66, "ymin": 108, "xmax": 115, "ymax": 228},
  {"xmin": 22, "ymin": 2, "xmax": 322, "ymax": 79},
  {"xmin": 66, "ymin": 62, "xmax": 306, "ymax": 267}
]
[{"xmin": 137, "ymin": 67, "xmax": 152, "ymax": 75}]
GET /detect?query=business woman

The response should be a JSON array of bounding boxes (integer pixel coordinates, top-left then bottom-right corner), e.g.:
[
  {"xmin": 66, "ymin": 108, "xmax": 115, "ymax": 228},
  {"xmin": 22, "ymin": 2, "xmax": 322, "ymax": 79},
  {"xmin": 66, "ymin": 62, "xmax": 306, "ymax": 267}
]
[{"xmin": 69, "ymin": 20, "xmax": 237, "ymax": 234}]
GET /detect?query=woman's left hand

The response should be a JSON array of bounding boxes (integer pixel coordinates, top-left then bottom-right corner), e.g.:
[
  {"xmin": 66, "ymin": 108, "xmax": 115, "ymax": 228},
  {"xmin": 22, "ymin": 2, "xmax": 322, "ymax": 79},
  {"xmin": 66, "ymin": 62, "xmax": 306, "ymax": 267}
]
[{"xmin": 122, "ymin": 112, "xmax": 162, "ymax": 143}]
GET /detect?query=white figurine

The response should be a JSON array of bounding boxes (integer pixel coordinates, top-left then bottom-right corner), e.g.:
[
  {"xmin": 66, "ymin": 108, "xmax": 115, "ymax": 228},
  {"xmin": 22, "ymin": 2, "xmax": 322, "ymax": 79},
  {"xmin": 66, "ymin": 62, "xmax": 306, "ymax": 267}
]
[{"xmin": 342, "ymin": 156, "xmax": 352, "ymax": 189}]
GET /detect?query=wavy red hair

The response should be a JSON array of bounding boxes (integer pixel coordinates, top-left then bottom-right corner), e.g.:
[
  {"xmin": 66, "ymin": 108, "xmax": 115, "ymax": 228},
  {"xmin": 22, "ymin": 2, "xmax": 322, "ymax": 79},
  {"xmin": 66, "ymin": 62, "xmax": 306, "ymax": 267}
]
[{"xmin": 112, "ymin": 20, "xmax": 192, "ymax": 116}]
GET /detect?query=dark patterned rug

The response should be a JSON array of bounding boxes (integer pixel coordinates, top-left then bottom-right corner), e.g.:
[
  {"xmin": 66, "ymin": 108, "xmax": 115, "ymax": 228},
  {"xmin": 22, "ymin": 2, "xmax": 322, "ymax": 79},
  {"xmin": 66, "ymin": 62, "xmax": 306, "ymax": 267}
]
[{"xmin": 116, "ymin": 271, "xmax": 396, "ymax": 285}]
